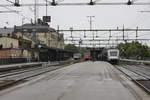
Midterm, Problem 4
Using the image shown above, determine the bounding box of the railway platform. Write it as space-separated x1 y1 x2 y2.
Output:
0 62 42 69
0 61 60 72
0 61 149 100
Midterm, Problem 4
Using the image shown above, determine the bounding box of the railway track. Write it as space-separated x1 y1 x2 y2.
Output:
124 65 150 79
116 65 150 93
0 63 65 90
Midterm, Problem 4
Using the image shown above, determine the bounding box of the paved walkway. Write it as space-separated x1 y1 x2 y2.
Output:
0 62 42 68
0 61 149 100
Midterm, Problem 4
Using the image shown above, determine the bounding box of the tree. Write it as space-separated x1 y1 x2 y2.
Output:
117 41 150 60
64 44 79 53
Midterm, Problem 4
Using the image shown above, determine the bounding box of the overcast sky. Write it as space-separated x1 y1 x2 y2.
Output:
0 0 150 47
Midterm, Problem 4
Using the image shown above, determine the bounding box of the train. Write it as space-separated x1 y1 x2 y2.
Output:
73 53 82 60
100 48 119 64
84 52 91 60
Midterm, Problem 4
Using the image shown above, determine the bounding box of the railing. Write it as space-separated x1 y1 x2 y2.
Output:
119 59 150 65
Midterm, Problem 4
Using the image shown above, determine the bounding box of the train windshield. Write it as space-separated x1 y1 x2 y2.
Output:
110 51 118 56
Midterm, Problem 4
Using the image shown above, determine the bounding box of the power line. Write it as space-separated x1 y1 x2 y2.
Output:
0 10 19 13
2 6 31 21
57 28 150 32
138 32 150 37
1 2 150 7
5 0 20 6
5 0 14 4
2 6 19 12
64 39 150 41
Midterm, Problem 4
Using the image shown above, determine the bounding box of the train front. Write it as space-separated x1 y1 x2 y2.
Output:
107 49 119 64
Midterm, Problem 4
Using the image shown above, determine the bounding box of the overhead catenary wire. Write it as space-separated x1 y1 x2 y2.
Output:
2 0 149 47
2 6 31 21
0 1 150 7
5 0 14 4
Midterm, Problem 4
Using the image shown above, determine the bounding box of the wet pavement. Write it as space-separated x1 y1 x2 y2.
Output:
0 61 149 100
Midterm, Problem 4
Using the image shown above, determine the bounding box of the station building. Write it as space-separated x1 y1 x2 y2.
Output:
14 23 65 49
0 22 71 64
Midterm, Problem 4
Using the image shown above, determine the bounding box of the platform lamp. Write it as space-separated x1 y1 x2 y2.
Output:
38 44 42 62
32 28 37 43
79 39 82 50
69 27 73 38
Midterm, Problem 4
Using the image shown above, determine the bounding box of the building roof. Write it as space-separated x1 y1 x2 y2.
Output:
15 23 56 33
0 28 14 35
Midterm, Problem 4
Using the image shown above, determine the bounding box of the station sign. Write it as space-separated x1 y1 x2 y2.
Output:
43 16 51 22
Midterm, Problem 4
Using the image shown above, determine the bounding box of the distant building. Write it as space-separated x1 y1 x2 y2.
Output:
14 23 65 49
0 27 14 37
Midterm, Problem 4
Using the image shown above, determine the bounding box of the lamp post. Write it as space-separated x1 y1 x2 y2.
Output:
32 28 37 43
79 39 82 50
38 44 41 62
21 17 25 38
69 27 73 38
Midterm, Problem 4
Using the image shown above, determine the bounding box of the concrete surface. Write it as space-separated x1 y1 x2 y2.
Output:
0 62 42 68
0 61 149 100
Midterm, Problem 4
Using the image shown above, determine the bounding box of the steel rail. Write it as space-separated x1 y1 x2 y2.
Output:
115 65 150 93
0 65 63 90
0 60 79 90
0 66 46 78
124 65 150 80
136 65 150 70
0 65 62 90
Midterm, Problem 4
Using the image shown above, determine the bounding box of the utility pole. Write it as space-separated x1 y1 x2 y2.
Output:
46 0 48 16
34 0 37 43
34 0 37 24
87 16 95 61
123 25 125 41
22 17 25 38
87 16 95 49
136 26 138 41
87 16 95 30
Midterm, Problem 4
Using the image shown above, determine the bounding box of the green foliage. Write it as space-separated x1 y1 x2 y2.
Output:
64 44 79 53
78 48 89 54
117 41 150 60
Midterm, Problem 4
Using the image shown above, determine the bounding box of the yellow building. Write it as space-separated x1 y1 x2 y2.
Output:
0 24 72 63
0 37 19 48
0 36 37 59
14 23 65 49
